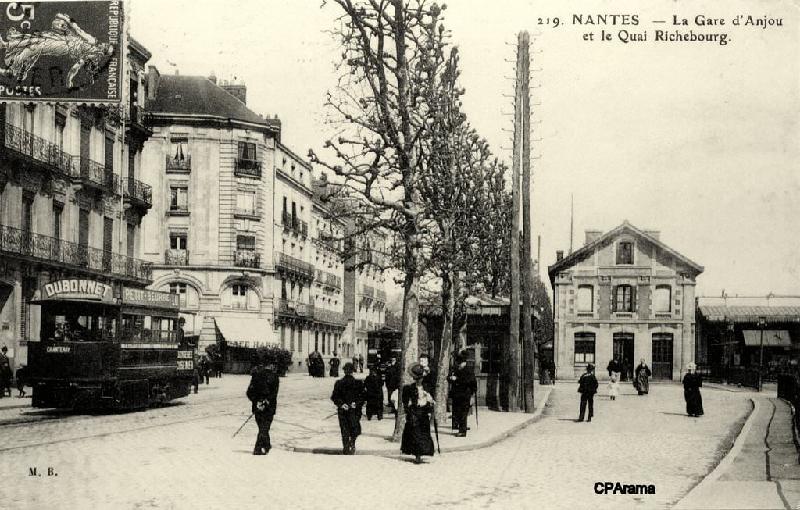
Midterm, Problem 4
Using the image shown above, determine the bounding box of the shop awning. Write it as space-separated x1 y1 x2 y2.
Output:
742 330 792 347
214 317 275 346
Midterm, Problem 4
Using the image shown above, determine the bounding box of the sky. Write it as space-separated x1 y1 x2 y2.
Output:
130 0 800 298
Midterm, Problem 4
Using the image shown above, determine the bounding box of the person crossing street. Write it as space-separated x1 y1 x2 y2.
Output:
246 353 280 455
577 363 598 422
331 362 365 454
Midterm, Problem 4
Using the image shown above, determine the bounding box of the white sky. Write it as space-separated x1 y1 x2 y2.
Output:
130 0 800 297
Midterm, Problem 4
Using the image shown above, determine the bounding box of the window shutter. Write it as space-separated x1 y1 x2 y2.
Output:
631 286 637 312
611 285 617 312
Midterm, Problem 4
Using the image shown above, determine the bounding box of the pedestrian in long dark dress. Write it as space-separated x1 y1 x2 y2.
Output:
449 354 477 437
246 357 280 455
329 354 340 378
577 363 598 422
634 359 651 395
683 362 704 417
331 362 365 454
401 363 435 464
364 367 384 420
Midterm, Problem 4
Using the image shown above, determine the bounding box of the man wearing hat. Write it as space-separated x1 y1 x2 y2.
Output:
0 346 11 398
577 363 599 422
448 351 477 437
246 353 280 455
331 362 365 454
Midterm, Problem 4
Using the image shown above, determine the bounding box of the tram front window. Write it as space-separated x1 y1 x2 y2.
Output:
122 315 177 343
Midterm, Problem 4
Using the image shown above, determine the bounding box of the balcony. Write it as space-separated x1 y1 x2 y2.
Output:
126 103 152 141
275 298 314 322
234 208 259 220
124 176 152 210
376 289 387 302
321 271 342 290
234 250 261 269
281 213 308 237
275 252 314 280
234 159 262 178
166 155 191 173
0 223 152 283
313 307 347 327
164 249 189 266
79 158 118 195
362 285 375 298
296 302 314 317
2 122 77 179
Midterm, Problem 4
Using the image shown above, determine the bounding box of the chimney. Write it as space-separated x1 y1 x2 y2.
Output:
556 250 564 261
221 82 247 105
146 65 160 101
644 230 660 241
208 71 217 85
585 229 602 245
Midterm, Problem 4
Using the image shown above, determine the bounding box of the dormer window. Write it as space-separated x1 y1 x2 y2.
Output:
616 241 634 265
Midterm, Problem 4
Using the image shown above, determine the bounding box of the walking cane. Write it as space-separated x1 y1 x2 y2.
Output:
474 392 479 428
432 406 441 454
232 412 254 438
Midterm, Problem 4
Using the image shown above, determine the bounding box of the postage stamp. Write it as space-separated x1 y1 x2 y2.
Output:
0 1 123 103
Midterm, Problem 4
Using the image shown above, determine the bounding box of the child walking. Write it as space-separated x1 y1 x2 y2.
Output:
608 374 619 400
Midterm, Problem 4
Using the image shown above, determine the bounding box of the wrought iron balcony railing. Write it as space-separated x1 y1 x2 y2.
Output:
376 289 387 302
234 208 258 218
361 285 375 298
79 157 118 194
165 249 189 266
0 223 152 281
234 159 262 178
3 122 77 179
234 250 261 269
312 308 347 326
275 252 314 279
166 155 191 172
124 176 152 208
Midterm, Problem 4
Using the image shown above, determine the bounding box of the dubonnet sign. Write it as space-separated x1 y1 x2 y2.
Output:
0 1 124 102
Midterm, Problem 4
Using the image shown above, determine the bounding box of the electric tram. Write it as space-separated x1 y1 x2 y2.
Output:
27 278 194 410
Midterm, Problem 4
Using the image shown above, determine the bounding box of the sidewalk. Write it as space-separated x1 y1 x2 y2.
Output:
675 397 799 510
286 384 553 456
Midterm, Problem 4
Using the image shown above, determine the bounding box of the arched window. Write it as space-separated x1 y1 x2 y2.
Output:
162 281 199 310
577 285 594 313
223 283 260 311
574 332 595 363
654 285 672 313
613 285 635 312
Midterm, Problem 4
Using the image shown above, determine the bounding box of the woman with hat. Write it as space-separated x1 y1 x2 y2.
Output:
683 362 704 417
401 362 436 464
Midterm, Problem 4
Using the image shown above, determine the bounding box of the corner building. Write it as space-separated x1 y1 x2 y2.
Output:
548 221 703 380
139 70 280 349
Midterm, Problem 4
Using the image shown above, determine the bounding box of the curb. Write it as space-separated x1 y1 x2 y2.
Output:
286 386 554 456
673 397 759 509
0 403 32 411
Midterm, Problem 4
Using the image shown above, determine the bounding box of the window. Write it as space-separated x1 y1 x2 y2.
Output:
613 285 635 313
654 285 672 313
21 195 33 233
237 235 255 252
170 185 188 212
237 141 256 161
170 138 188 162
169 282 188 307
577 285 593 313
170 233 187 250
126 223 135 258
231 284 248 309
574 333 596 363
22 105 34 134
616 241 634 264
53 203 63 240
236 191 256 215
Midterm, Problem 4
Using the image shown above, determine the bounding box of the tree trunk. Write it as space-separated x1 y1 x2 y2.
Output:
435 269 455 424
393 235 420 441
520 31 535 413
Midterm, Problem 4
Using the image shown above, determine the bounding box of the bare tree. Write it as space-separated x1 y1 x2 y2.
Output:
309 0 450 440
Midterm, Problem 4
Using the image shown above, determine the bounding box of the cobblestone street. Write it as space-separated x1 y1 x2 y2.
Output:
0 375 753 509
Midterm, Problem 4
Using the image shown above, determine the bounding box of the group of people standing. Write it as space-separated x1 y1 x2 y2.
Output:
579 357 704 422
307 351 366 378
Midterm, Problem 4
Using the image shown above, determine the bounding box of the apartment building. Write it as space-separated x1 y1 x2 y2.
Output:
0 40 155 369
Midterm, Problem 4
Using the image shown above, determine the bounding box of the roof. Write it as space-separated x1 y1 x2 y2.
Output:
548 220 704 282
420 294 541 319
698 304 800 323
148 75 280 130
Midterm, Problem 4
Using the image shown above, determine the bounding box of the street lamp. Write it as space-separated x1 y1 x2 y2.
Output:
757 316 767 392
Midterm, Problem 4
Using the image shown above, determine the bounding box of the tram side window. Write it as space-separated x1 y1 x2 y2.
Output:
51 313 115 342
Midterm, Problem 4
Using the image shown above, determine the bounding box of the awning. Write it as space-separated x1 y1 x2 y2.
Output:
214 317 275 346
742 330 792 347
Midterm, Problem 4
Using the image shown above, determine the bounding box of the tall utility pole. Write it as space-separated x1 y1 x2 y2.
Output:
507 31 525 412
519 32 535 413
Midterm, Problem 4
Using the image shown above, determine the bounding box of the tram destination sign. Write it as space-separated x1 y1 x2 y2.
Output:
39 279 115 303
0 1 124 103
122 287 180 309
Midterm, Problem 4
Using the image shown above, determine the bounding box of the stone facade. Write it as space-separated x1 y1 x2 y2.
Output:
548 221 703 381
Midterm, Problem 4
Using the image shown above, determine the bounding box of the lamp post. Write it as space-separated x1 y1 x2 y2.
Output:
757 316 767 392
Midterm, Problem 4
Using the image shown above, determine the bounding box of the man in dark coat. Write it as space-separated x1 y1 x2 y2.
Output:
577 363 599 422
364 366 384 420
0 346 11 398
15 364 26 397
449 352 477 437
384 357 400 413
246 355 280 455
331 362 365 454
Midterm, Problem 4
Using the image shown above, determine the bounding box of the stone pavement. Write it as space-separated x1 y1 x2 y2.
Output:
288 383 553 455
675 397 800 510
0 376 758 509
